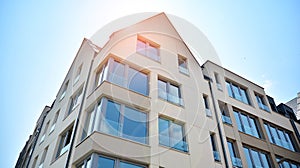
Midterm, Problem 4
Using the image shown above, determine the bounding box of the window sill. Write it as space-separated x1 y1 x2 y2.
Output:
158 97 184 108
159 144 189 154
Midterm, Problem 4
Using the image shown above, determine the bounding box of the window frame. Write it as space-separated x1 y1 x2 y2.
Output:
95 57 149 96
243 146 271 168
59 80 69 101
158 77 183 106
136 37 160 62
56 125 73 158
226 81 250 105
233 110 261 138
158 117 188 152
255 93 270 112
178 54 189 75
67 88 83 116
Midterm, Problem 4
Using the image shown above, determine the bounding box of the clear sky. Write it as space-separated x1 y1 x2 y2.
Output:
1 1 299 167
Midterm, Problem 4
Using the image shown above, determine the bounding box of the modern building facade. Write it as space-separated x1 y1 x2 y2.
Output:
16 13 300 168
286 92 300 120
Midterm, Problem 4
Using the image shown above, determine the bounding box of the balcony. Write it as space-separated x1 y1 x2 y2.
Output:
159 135 189 152
213 151 221 161
222 115 232 125
231 156 242 168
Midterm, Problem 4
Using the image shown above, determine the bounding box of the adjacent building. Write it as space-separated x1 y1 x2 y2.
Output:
16 13 300 168
286 92 300 120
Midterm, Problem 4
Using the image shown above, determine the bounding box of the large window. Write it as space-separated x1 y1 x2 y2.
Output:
226 81 250 104
233 111 260 138
95 58 148 96
158 78 183 106
56 125 73 158
159 117 188 152
243 146 270 168
77 154 147 168
264 123 295 151
82 98 148 144
136 38 159 62
255 94 270 112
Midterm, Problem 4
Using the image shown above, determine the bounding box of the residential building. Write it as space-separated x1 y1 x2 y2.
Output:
286 92 300 120
16 13 300 168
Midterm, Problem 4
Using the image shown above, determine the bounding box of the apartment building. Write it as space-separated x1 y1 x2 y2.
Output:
16 13 300 168
286 92 300 120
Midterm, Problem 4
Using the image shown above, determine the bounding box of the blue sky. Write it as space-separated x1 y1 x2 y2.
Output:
0 1 299 167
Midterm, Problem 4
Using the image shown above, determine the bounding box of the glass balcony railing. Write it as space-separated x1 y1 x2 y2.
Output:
258 103 270 112
222 115 232 125
205 108 212 117
231 156 243 168
159 135 188 152
159 91 184 106
60 143 70 156
179 66 189 75
213 151 221 161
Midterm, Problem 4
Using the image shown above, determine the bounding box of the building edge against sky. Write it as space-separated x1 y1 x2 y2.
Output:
16 13 300 168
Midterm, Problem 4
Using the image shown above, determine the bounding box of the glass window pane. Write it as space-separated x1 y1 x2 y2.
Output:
168 84 180 104
98 156 115 168
226 82 233 97
232 84 241 101
158 80 167 100
171 123 184 151
243 147 253 168
241 114 251 134
147 45 159 61
260 153 270 168
264 124 273 143
122 107 147 144
240 88 249 104
100 101 120 136
251 150 263 167
109 61 125 86
136 40 146 55
120 161 144 168
284 132 295 151
227 141 235 157
270 126 281 146
128 68 148 95
249 118 259 138
234 112 242 131
159 118 170 146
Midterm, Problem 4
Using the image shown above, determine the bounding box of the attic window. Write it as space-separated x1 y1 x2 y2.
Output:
136 37 160 62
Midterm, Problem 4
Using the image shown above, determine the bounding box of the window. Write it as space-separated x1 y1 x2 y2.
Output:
77 155 147 168
276 157 300 168
95 58 149 96
243 146 270 168
74 64 82 84
227 141 242 167
68 88 83 115
136 38 159 61
178 55 189 75
49 111 59 134
56 125 73 158
32 156 38 168
264 123 295 151
214 73 222 91
219 102 232 125
40 121 50 143
234 110 260 138
158 78 183 106
39 146 48 168
60 80 69 100
255 94 270 112
159 117 188 152
210 134 220 161
226 81 250 104
203 95 212 117
82 98 148 144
